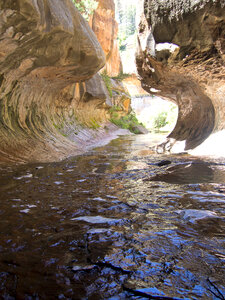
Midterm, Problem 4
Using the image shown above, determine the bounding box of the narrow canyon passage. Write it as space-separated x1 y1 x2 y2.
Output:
0 134 224 299
0 0 224 298
0 0 224 162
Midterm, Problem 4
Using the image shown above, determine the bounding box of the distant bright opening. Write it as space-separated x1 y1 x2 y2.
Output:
131 96 178 134
115 0 179 139
114 0 141 74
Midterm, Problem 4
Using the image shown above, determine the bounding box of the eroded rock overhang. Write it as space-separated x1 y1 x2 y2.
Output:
136 0 225 150
0 0 106 163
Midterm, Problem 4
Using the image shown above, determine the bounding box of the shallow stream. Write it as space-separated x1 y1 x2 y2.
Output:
0 134 224 299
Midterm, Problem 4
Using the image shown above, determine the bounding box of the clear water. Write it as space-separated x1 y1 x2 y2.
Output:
0 134 224 299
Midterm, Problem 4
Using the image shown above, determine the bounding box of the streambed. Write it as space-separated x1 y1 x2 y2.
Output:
0 134 224 299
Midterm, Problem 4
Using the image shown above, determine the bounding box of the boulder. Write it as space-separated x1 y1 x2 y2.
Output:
131 124 149 134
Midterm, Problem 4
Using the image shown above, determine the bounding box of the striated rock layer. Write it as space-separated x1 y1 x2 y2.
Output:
91 0 122 76
137 0 225 151
0 0 118 163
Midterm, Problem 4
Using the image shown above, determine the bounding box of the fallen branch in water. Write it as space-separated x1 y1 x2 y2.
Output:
123 285 182 300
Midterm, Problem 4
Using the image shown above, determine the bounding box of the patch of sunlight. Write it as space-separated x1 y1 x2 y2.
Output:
120 34 137 74
131 95 178 134
189 130 225 157
122 76 149 97
171 140 186 154
155 42 179 53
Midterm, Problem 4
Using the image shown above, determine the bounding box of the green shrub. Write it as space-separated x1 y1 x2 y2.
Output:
109 105 121 113
111 112 119 119
119 44 127 52
153 112 168 131
110 111 145 134
72 0 98 20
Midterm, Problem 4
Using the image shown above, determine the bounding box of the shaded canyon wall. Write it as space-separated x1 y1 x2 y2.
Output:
0 0 122 163
137 0 225 150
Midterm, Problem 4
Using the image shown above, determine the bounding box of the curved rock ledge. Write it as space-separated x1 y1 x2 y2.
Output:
0 0 111 163
137 0 225 151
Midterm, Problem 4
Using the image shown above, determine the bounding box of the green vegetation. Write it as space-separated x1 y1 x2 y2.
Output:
53 122 63 130
112 72 130 82
52 122 68 137
89 118 100 129
109 105 121 114
110 108 144 134
153 112 168 131
61 132 68 137
115 0 136 52
137 100 178 133
72 0 98 20
101 71 113 97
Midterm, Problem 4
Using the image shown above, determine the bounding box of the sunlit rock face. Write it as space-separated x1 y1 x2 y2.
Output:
91 0 122 76
0 0 110 163
136 0 225 150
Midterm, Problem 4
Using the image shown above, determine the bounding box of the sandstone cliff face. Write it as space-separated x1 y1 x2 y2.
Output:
91 0 122 76
137 0 225 150
0 0 112 163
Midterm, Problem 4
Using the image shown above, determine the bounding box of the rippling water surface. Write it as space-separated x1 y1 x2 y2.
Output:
0 134 225 299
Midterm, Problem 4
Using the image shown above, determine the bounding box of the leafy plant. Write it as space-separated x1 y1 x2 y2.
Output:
109 105 121 113
101 71 113 97
153 112 168 131
72 0 98 20
112 72 130 82
110 111 145 134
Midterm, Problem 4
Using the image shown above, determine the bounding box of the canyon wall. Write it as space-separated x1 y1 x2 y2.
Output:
137 0 225 150
0 0 118 163
91 0 122 76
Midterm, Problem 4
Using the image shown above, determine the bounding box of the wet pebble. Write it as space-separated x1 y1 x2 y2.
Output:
176 209 218 223
20 209 30 214
72 265 96 272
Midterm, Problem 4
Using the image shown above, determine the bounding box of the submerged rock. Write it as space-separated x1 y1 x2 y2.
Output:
176 209 218 224
72 265 96 272
71 215 122 224
156 160 171 167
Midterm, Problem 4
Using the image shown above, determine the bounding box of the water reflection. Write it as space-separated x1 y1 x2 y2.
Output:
0 134 224 299
149 161 225 184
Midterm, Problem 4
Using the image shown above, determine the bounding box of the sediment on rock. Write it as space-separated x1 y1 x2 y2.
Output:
136 0 225 150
